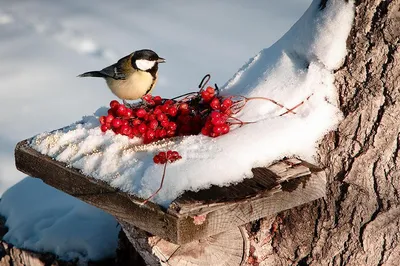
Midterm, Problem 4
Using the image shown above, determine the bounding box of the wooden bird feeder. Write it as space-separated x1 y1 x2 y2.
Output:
15 134 326 265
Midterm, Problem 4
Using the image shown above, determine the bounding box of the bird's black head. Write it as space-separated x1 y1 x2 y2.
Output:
131 49 165 72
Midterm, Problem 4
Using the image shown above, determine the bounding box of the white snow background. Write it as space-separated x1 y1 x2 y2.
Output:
0 0 354 263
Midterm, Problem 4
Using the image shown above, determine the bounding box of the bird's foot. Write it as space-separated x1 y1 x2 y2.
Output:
123 100 132 108
123 100 142 109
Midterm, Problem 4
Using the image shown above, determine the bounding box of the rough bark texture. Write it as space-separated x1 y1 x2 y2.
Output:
249 0 400 265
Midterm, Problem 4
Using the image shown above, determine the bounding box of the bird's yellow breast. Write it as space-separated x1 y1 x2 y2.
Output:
106 71 156 100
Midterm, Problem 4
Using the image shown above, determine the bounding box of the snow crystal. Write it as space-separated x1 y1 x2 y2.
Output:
30 0 354 207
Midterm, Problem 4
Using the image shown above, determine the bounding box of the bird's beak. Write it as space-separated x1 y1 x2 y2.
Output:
157 58 166 63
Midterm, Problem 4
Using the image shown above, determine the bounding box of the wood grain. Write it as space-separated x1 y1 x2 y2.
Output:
15 139 326 245
119 220 247 266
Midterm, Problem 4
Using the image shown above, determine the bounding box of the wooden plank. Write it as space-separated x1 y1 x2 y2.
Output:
172 171 325 244
15 139 326 245
14 140 179 243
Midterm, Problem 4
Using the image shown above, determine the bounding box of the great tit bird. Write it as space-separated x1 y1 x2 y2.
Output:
78 49 165 105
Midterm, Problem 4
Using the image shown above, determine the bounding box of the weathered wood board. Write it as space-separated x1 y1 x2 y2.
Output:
15 139 326 245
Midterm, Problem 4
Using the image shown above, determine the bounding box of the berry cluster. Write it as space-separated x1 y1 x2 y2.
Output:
99 85 236 143
153 150 182 164
99 98 180 144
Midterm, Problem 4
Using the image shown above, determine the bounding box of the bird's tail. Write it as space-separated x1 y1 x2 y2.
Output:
77 71 105 78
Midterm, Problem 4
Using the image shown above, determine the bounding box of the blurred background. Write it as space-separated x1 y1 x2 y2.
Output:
0 0 311 194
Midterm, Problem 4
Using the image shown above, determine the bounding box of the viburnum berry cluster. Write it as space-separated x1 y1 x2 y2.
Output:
153 150 182 164
99 74 312 144
141 150 182 205
99 87 238 143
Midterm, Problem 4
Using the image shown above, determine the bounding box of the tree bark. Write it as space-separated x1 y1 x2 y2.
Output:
248 0 400 265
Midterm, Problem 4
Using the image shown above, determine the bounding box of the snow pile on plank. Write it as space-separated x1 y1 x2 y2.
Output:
30 0 354 207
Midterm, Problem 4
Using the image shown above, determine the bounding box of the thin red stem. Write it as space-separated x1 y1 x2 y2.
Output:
279 93 314 116
141 162 168 205
245 97 296 114
228 116 256 127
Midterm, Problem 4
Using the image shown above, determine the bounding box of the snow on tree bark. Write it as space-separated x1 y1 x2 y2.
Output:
252 0 400 265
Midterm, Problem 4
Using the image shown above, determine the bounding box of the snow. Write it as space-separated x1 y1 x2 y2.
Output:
30 0 354 207
0 0 353 263
0 178 119 262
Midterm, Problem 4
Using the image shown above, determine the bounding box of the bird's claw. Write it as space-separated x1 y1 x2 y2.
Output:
123 100 132 108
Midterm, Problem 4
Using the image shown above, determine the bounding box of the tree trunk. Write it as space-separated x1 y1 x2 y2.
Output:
250 0 400 265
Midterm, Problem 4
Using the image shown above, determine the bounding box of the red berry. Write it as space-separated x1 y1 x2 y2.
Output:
210 111 221 119
112 118 122 128
113 127 121 134
210 132 219 138
132 119 141 126
168 122 177 131
116 105 128 117
138 123 147 133
105 114 114 123
124 109 133 118
132 126 140 136
121 120 129 126
161 119 169 128
221 98 233 108
99 116 106 125
101 124 109 132
153 155 160 164
179 103 190 115
142 95 152 102
167 150 173 158
110 100 120 109
221 124 230 134
157 113 167 122
160 104 169 113
158 152 167 164
206 86 215 95
201 91 211 102
210 98 221 110
158 129 167 138
146 130 156 140
120 125 132 135
149 119 159 130
153 96 163 105
201 127 210 136
213 125 223 134
107 109 115 115
211 117 225 126
223 108 232 115
168 106 178 116
153 107 162 115
165 100 174 105
136 108 147 118
166 129 175 137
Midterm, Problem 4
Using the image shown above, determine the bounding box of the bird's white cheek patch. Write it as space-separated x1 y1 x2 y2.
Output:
136 59 155 71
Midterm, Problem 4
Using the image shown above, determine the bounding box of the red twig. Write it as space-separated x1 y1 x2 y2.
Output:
279 93 314 116
141 163 168 205
245 96 296 114
227 116 256 127
224 95 296 115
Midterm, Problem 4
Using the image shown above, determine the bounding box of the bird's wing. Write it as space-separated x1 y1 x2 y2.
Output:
99 63 126 80
99 54 133 80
